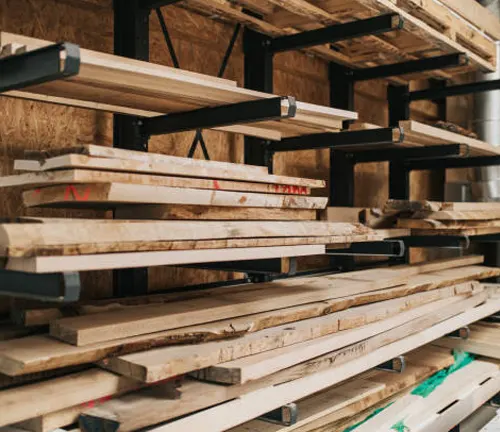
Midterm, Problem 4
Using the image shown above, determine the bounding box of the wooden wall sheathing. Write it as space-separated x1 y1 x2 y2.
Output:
0 0 471 312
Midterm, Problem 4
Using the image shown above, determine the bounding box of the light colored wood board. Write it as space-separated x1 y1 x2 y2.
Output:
438 0 500 40
6 245 326 273
0 368 140 427
385 199 500 213
411 227 500 236
323 207 397 229
411 209 500 221
5 90 284 141
0 220 370 256
115 205 317 221
227 346 454 432
103 286 468 383
412 370 500 432
15 404 86 432
354 359 499 431
22 183 328 210
190 290 471 385
399 120 498 156
116 293 494 432
6 235 367 258
78 295 500 432
14 154 326 188
398 218 500 229
0 169 313 195
49 272 408 346
12 255 483 326
373 228 411 238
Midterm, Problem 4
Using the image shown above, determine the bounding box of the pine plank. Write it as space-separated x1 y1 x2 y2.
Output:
0 168 314 195
385 199 500 213
115 205 316 221
0 369 140 427
397 218 500 229
22 183 328 210
411 209 500 221
6 245 325 273
121 293 492 432
103 286 468 383
15 405 86 432
0 220 369 257
14 154 325 188
411 227 500 236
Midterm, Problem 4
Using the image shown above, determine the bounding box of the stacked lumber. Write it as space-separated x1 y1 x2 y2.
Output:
178 0 496 78
0 256 498 431
385 200 500 236
0 145 409 271
351 120 499 156
0 32 357 141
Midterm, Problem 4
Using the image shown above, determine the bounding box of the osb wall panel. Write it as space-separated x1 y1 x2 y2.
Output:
0 0 466 309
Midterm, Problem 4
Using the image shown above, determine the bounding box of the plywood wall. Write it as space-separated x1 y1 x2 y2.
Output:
0 0 470 309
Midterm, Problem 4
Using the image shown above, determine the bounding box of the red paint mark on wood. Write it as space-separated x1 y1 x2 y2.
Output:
34 189 41 194
213 180 221 190
64 185 91 201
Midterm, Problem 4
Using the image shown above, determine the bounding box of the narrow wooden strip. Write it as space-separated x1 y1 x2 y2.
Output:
0 169 313 195
106 293 491 432
14 154 326 188
412 209 500 221
398 218 500 229
411 227 500 236
6 245 326 274
0 369 140 427
22 183 328 210
385 199 500 213
102 286 468 383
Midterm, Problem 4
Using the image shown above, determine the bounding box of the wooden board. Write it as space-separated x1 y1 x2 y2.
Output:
14 154 325 188
188 292 473 386
399 120 498 156
103 293 495 432
0 220 370 257
0 368 140 427
410 210 500 221
385 199 500 213
102 287 470 383
227 346 454 432
411 227 500 236
6 245 326 273
438 0 500 40
22 183 328 210
115 205 317 221
397 219 500 229
0 169 314 196
15 405 90 432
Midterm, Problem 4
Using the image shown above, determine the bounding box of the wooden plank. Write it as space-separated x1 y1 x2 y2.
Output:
15 405 87 432
0 369 140 427
6 245 326 273
438 0 500 41
103 286 469 383
7 235 365 258
0 220 369 256
22 183 328 210
0 169 313 195
188 291 473 386
227 346 454 432
410 209 500 221
385 199 500 213
116 293 493 432
12 255 483 326
411 227 500 236
115 204 316 221
14 154 325 188
398 219 500 229
79 296 500 432
399 120 498 156
323 206 397 228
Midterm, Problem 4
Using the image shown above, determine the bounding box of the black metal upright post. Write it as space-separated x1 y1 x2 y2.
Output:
329 63 355 207
387 84 411 200
243 28 274 170
113 0 150 297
